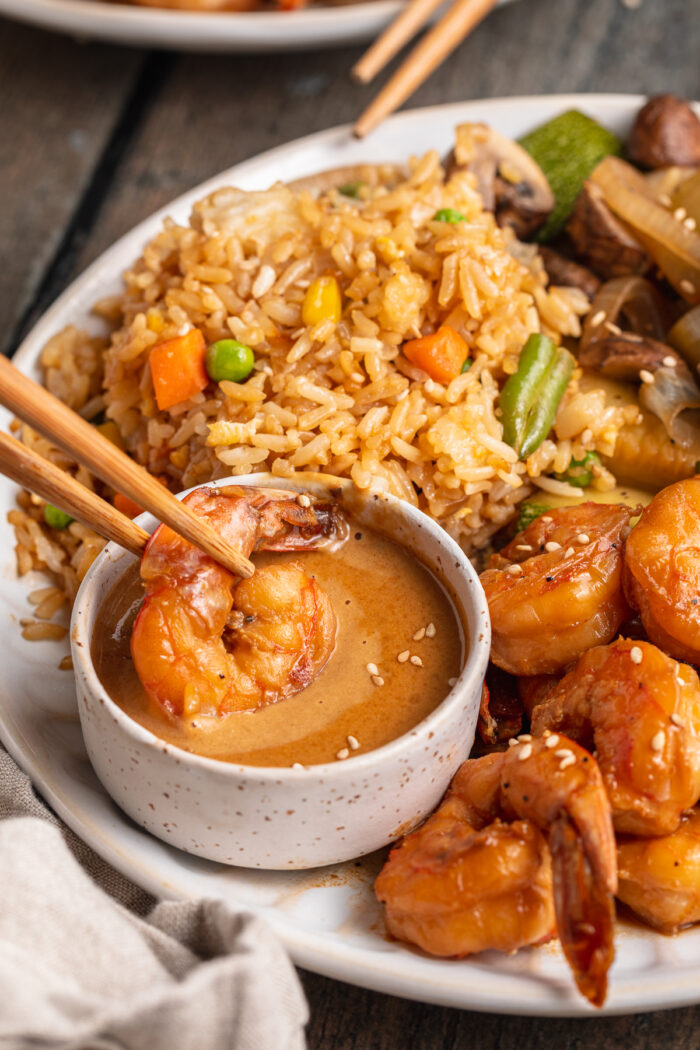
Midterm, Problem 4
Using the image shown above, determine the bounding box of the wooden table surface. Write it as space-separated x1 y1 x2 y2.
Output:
1 0 699 1044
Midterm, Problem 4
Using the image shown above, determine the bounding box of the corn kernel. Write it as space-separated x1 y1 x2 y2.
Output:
302 276 342 326
146 310 165 334
96 421 125 451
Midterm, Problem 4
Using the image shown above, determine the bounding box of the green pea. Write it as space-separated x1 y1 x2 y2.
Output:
433 208 466 223
44 504 74 530
339 182 362 198
205 340 255 383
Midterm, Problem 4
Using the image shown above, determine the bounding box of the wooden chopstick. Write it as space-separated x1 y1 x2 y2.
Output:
0 430 150 557
353 0 497 139
0 355 255 579
352 0 447 85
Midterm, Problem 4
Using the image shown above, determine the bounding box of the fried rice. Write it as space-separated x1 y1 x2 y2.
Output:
10 141 639 631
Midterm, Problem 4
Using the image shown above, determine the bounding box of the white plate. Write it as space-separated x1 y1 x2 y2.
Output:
0 0 513 52
4 94 700 1018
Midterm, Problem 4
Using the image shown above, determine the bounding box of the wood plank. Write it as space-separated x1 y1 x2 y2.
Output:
300 969 700 1049
0 20 145 355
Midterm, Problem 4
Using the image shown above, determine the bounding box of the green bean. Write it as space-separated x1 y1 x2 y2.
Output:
499 334 557 451
519 348 575 459
516 501 552 532
554 449 601 488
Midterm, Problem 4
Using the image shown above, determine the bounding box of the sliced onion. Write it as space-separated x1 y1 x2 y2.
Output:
639 366 700 448
668 304 700 369
590 156 700 303
672 170 700 225
580 275 666 352
645 166 697 202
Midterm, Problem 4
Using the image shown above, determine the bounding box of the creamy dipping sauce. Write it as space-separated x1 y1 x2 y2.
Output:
91 525 464 767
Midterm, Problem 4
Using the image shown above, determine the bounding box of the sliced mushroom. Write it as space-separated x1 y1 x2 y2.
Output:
566 181 651 279
577 334 688 382
538 246 601 300
447 123 554 239
628 95 700 170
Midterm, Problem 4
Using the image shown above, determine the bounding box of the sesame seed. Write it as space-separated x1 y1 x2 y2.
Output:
685 217 697 231
671 713 685 728
347 735 360 750
541 516 553 523
639 369 655 384
630 646 643 664
508 738 519 747
577 533 590 544
425 622 436 638
650 730 665 752
350 373 365 383
516 544 533 552
413 628 426 641
410 656 423 667
674 207 687 222
518 734 533 742
554 748 574 760
397 650 410 663
659 192 672 207
545 541 561 552
371 675 385 686
590 310 606 327
518 743 533 761
559 755 576 770
545 734 560 748
663 355 677 367
605 321 622 335
292 762 305 770
507 564 523 575
565 546 575 558
297 493 311 508
367 662 379 676
681 279 696 297
448 677 458 687
336 748 350 760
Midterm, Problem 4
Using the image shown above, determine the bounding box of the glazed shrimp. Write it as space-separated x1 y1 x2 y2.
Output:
375 736 617 1007
131 485 343 717
624 477 700 665
531 639 700 836
617 810 700 933
480 502 635 675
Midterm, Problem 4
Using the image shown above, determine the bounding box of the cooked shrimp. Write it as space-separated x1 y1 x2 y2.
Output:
375 736 617 1007
531 638 700 836
617 810 700 933
131 485 343 717
624 476 700 665
480 502 635 675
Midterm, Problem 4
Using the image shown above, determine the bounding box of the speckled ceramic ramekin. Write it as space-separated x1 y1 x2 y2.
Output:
71 473 490 870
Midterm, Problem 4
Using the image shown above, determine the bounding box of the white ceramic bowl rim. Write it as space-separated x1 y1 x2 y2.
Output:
71 474 490 780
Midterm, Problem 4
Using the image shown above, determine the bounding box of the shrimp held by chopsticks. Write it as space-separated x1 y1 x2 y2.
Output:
375 736 617 1007
131 485 343 717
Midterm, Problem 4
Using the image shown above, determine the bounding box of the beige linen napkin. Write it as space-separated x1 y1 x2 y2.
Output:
0 746 308 1050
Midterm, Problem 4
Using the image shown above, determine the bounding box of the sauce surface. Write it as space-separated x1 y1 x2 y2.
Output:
92 526 464 766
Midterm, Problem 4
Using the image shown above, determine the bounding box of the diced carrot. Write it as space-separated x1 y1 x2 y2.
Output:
149 328 208 412
113 492 145 519
402 325 469 384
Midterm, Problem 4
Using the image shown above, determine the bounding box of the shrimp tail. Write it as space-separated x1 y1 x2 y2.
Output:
550 814 616 1009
